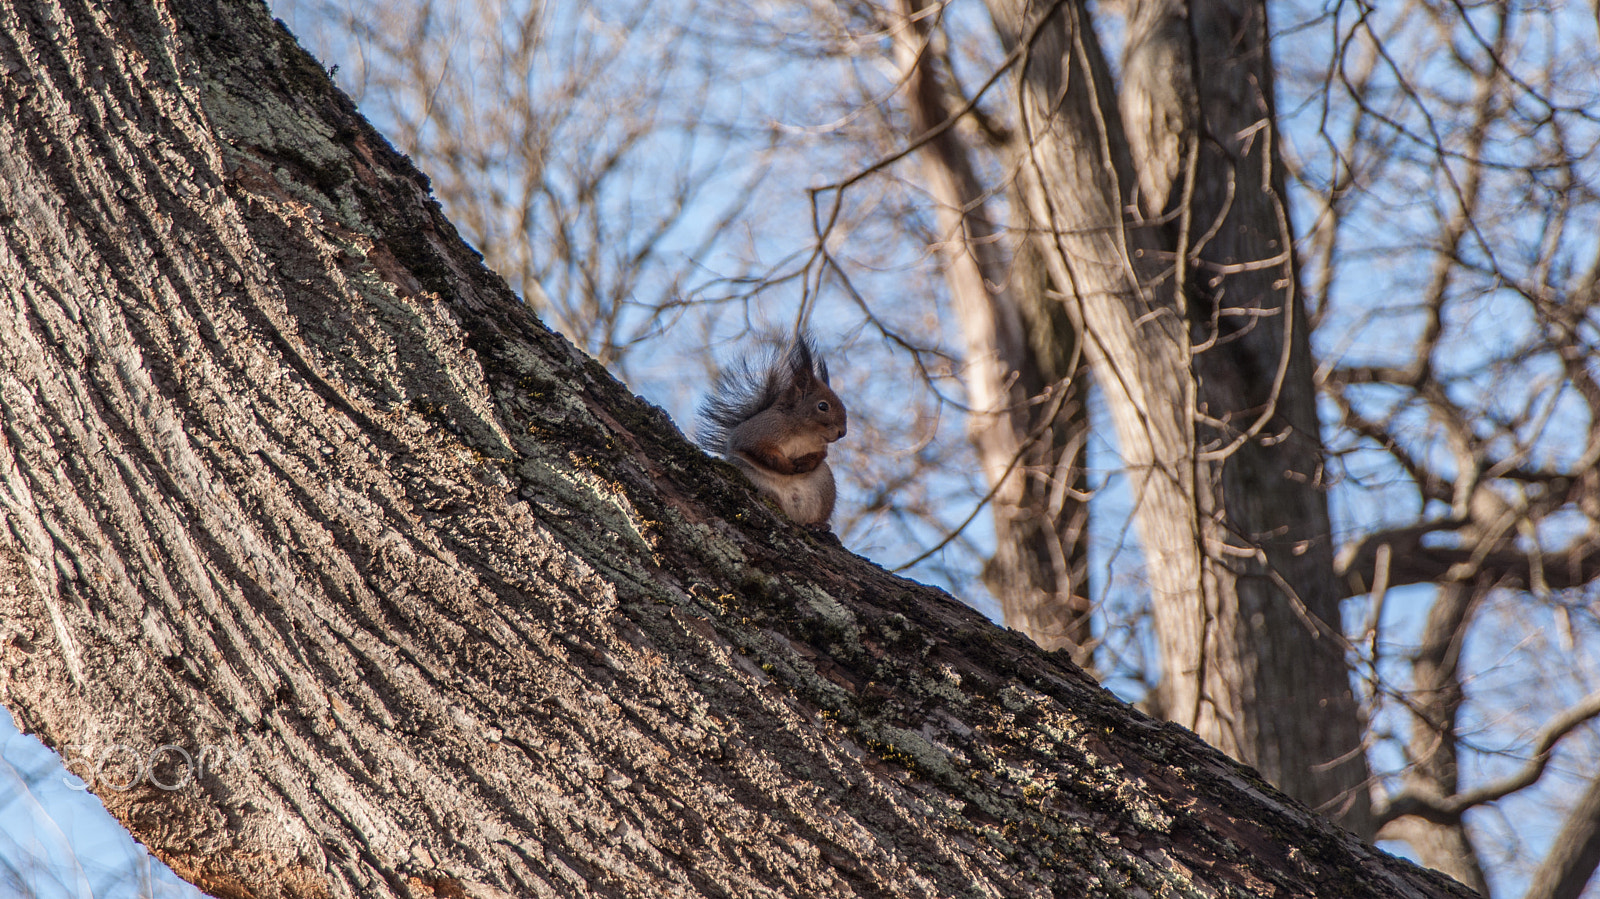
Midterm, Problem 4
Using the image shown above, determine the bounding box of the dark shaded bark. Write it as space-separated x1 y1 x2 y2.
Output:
993 226 1093 662
0 0 1479 897
1167 0 1374 836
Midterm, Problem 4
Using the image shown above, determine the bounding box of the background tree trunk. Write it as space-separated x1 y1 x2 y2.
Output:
1524 771 1600 899
1376 581 1490 894
988 0 1372 837
891 0 1093 660
982 0 1216 714
0 0 1480 896
996 224 1093 663
1124 0 1374 836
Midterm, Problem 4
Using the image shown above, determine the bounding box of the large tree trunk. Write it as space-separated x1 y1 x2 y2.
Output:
985 0 1233 741
989 0 1373 837
0 0 1474 897
998 223 1093 662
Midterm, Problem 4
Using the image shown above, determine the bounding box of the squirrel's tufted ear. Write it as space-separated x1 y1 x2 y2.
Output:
789 334 828 385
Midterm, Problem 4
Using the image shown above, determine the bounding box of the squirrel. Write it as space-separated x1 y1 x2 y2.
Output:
698 335 848 527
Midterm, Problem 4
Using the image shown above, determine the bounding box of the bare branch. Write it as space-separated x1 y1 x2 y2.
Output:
1523 771 1600 899
1377 691 1600 826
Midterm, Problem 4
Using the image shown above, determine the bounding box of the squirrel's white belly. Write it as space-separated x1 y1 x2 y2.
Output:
737 459 836 526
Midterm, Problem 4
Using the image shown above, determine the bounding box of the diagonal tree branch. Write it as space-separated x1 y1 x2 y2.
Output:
1377 691 1600 826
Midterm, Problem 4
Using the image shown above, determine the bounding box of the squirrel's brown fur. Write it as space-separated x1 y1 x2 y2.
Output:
699 336 848 526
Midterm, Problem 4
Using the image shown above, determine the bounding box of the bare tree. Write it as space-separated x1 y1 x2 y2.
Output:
822 1 1600 888
0 2 1492 897
1282 0 1600 893
259 0 1600 894
279 0 780 373
975 0 1374 836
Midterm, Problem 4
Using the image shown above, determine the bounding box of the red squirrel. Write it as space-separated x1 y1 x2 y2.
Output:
698 336 848 527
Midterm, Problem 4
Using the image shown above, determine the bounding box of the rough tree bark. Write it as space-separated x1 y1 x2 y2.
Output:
989 0 1372 837
0 0 1475 897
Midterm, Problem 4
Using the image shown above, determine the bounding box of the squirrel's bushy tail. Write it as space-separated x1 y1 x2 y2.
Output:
697 335 828 453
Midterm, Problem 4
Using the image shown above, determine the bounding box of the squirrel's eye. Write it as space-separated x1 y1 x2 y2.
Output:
816 401 830 413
